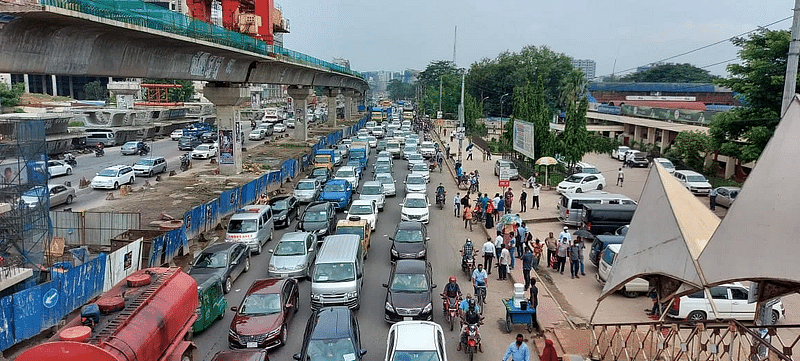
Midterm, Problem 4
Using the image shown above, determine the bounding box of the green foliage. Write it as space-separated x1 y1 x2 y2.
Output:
386 79 415 101
466 45 574 117
557 70 590 168
664 131 711 171
708 29 788 164
68 120 85 127
142 79 196 102
0 83 24 108
417 61 462 118
616 63 719 83
587 135 619 155
84 80 109 101
464 93 485 135
510 77 555 159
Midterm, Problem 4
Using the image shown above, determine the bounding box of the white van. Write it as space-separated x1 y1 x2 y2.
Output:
310 234 365 310
596 244 649 298
225 205 275 255
557 192 636 226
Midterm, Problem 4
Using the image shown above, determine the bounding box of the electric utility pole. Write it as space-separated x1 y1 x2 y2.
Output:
781 0 800 117
457 70 465 162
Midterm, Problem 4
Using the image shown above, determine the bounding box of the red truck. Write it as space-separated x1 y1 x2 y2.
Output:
17 267 198 361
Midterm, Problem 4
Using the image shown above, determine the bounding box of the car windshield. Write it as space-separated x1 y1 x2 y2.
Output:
407 177 425 185
136 159 155 166
98 169 118 177
306 338 356 361
387 143 400 149
350 204 373 215
687 175 707 182
337 226 364 238
324 183 345 192
239 293 281 315
375 165 391 173
336 169 354 178
193 252 227 268
313 262 355 282
304 209 328 222
315 155 331 163
392 351 440 361
564 175 585 183
228 219 257 233
311 168 328 177
377 176 393 185
408 154 422 161
271 199 289 211
123 142 137 148
195 145 209 151
412 164 428 171
394 229 423 243
659 160 674 168
390 273 429 292
297 181 316 190
376 160 390 167
362 185 382 195
275 241 306 256
405 198 427 208
581 167 599 174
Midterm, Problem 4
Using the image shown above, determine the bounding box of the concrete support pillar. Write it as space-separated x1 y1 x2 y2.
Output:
204 83 249 176
646 127 656 148
326 87 341 128
287 86 314 141
343 90 355 121
724 156 735 179
22 74 29 93
660 131 669 155
51 75 58 96
633 125 642 147
68 76 74 98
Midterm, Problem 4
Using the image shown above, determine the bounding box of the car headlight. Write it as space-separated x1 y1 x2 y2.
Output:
316 228 327 235
278 215 286 220
346 291 358 299
267 328 281 337
228 330 239 340
391 249 398 256
422 303 432 313
291 264 305 270
385 301 394 311
417 250 426 256
339 197 346 201
268 264 277 271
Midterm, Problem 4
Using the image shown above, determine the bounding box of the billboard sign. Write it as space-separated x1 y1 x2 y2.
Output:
513 119 535 160
499 164 511 188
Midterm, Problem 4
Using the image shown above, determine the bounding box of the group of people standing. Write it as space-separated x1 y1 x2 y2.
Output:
543 227 585 279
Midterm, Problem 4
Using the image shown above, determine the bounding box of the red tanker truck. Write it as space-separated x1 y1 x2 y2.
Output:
17 267 198 361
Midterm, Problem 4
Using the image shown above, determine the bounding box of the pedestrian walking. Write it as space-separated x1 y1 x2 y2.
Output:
576 236 586 276
556 239 568 275
487 150 492 160
558 226 572 244
544 232 557 269
529 278 539 310
617 167 624 186
485 201 495 229
522 247 533 290
497 197 505 219
567 239 581 278
495 231 504 261
520 190 527 212
482 237 495 272
463 203 473 231
709 188 718 211
502 334 531 361
498 244 510 281
539 338 557 361
454 192 461 217
530 237 543 271
508 231 517 270
532 183 540 209
504 188 514 214
516 222 528 258
466 145 473 160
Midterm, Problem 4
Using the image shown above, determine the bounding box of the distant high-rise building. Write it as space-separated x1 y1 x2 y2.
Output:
332 58 350 69
571 59 596 80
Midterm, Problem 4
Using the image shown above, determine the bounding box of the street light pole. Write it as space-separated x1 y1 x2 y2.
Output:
457 70 465 162
499 93 509 119
480 96 489 117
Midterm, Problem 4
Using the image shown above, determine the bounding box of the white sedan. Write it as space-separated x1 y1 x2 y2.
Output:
556 173 606 194
410 163 431 183
273 123 287 133
47 160 73 177
400 193 430 224
346 199 378 231
191 143 218 159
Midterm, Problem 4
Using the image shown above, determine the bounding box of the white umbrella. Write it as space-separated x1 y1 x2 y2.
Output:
535 157 558 187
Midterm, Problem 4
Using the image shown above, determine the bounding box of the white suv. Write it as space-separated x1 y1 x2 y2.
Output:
667 282 784 323
673 170 712 195
91 165 135 189
385 321 447 361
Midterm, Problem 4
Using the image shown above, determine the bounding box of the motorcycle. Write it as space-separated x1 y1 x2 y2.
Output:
180 153 192 171
94 147 104 157
63 153 77 167
461 323 482 361
138 144 150 156
461 255 475 281
435 192 445 210
442 296 460 331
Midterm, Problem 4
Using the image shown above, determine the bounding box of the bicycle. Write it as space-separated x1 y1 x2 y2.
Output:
474 285 487 314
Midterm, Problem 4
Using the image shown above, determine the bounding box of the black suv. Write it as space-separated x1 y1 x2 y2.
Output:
382 259 436 323
390 221 429 260
201 131 219 143
296 201 336 243
178 136 202 150
293 306 366 361
270 195 299 228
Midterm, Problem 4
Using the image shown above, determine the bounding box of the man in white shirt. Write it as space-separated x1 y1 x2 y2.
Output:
558 226 571 244
454 192 461 217
498 244 511 281
482 238 495 274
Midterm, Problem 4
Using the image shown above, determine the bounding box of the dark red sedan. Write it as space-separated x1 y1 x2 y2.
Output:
228 278 299 349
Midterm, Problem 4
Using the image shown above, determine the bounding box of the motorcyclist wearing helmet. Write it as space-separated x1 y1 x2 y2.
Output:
441 276 462 312
457 299 484 352
460 238 477 270
436 183 446 197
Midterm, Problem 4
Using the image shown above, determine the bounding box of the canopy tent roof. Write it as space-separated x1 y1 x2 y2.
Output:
697 95 800 302
599 163 720 302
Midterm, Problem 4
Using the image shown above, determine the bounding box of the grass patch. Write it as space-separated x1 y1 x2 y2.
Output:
69 120 84 127
707 175 742 188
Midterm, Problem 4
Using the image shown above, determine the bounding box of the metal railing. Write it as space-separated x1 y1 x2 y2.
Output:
590 320 800 361
36 0 363 79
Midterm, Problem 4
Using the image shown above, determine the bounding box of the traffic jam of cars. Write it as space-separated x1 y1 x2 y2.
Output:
186 118 449 361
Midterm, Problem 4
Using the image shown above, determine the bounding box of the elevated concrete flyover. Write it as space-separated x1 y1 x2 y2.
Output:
0 2 368 92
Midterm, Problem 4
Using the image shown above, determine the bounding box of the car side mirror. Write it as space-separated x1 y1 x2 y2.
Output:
428 204 432 207
426 237 430 241
292 354 302 361
360 350 367 356
268 249 274 253
231 261 238 265
431 284 437 289
285 303 293 309
230 306 238 312
382 283 388 288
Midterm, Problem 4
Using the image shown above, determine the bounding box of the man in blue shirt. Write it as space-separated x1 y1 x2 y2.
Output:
472 263 488 295
503 334 530 361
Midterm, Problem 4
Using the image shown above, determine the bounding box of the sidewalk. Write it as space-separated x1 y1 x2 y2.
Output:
434 129 572 332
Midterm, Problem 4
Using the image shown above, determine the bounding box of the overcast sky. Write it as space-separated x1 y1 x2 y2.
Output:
280 1 792 78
